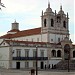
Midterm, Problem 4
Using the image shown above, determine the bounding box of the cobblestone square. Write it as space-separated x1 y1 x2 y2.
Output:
0 69 75 75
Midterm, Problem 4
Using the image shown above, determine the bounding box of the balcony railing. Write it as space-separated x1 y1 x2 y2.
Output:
13 57 48 60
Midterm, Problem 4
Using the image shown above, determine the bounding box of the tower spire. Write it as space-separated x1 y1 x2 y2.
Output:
14 19 17 23
48 0 50 8
60 5 62 11
42 10 43 16
67 12 69 19
55 10 56 16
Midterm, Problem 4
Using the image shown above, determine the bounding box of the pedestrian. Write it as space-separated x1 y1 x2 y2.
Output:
48 64 50 69
52 64 54 69
45 64 46 69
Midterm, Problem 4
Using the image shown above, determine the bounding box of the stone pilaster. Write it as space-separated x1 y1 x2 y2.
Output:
9 44 13 69
61 48 64 60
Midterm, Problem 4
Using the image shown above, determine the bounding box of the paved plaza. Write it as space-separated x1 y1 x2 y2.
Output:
0 69 75 75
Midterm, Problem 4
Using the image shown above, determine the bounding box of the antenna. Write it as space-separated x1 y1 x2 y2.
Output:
48 0 50 8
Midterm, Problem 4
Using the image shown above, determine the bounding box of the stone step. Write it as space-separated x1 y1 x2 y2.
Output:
56 60 75 70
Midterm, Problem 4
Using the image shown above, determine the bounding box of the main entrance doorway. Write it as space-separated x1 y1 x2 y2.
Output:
16 62 20 69
64 44 70 60
40 62 44 69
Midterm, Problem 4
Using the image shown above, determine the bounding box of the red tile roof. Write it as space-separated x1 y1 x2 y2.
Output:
11 27 41 38
0 34 13 39
0 27 41 39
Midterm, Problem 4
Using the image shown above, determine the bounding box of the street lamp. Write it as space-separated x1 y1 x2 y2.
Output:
36 45 38 75
64 44 70 72
68 51 70 72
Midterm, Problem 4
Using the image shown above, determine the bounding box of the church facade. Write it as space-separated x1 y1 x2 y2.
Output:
0 2 75 69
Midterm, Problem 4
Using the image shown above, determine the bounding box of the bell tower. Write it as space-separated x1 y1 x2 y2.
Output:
41 2 69 43
41 1 55 42
41 1 55 33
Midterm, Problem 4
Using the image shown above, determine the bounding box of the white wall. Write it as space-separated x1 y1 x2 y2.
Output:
12 60 47 69
12 34 41 42
49 34 66 43
0 41 9 46
0 47 10 69
12 46 47 57
0 39 3 44
12 46 48 69
41 34 47 42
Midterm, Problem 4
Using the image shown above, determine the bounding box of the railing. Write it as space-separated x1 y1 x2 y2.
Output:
13 57 48 60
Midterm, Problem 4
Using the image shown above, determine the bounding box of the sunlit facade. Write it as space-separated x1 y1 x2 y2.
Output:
0 2 75 69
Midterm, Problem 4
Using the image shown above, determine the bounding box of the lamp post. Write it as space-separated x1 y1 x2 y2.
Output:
68 51 70 72
36 45 38 75
64 44 70 72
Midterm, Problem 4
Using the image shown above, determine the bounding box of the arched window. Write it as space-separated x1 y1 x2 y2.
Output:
63 21 66 28
51 19 54 27
57 50 61 57
73 51 75 57
44 19 46 27
51 50 56 57
57 16 61 23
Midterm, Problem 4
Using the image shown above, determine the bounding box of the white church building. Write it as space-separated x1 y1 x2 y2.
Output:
0 2 75 69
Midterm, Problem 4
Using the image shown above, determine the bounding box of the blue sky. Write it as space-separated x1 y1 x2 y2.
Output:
0 0 75 44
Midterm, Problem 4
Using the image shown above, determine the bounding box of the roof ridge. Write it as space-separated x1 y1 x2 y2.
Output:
20 27 41 32
0 27 41 38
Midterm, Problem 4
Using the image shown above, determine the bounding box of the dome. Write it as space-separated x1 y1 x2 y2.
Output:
58 6 65 15
46 7 52 12
45 1 52 13
58 10 64 14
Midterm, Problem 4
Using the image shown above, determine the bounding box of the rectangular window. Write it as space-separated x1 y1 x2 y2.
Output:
16 49 21 57
25 62 29 68
40 50 44 57
33 50 36 57
37 38 39 42
58 38 60 42
26 39 28 41
33 61 36 67
25 49 29 57
51 39 53 41
32 38 33 42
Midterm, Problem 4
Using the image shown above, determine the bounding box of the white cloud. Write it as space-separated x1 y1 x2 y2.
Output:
2 0 38 13
0 32 6 36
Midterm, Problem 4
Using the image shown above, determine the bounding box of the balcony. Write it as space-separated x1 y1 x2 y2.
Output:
13 57 48 60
